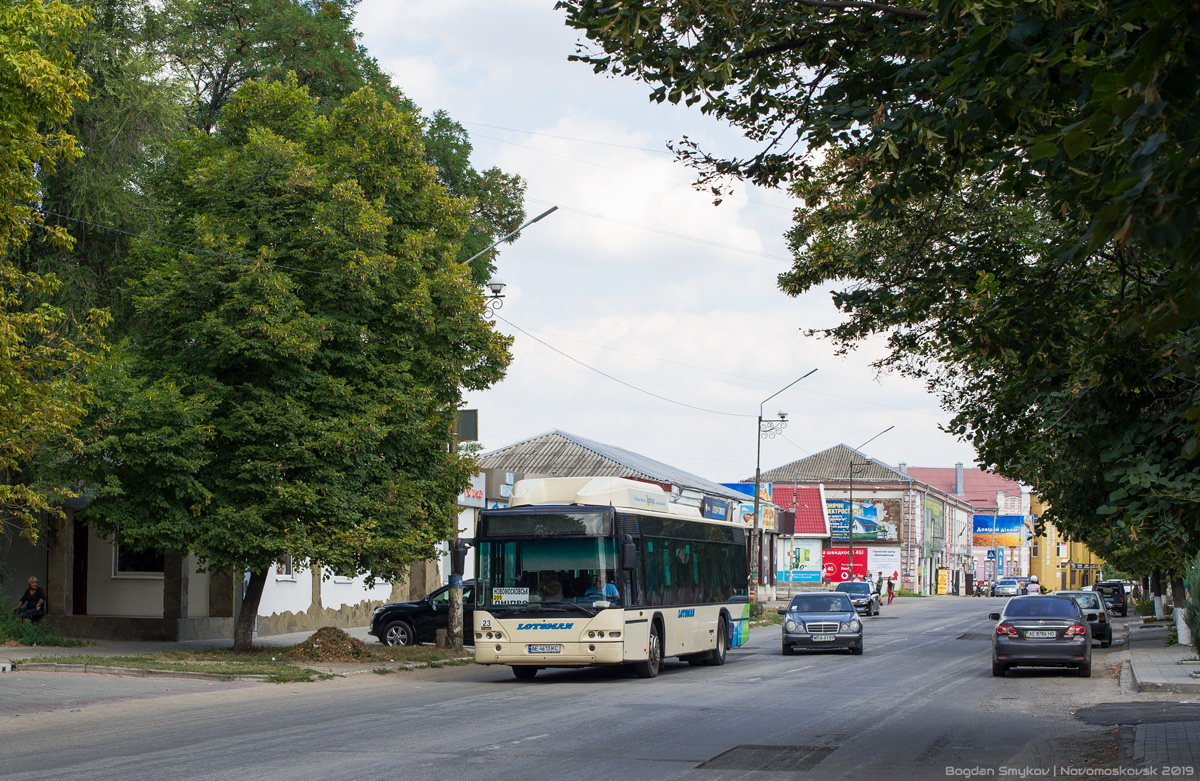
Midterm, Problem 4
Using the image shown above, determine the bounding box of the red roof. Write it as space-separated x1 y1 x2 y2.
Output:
771 486 827 535
905 467 1020 511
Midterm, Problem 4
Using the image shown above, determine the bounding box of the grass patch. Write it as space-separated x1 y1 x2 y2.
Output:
751 610 785 628
24 651 326 683
895 589 926 598
19 631 471 683
0 610 88 648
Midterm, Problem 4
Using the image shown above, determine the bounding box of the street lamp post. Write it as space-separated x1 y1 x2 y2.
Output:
753 369 817 595
845 426 894 586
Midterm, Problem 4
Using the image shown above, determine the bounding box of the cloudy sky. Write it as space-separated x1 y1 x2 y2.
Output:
354 0 980 482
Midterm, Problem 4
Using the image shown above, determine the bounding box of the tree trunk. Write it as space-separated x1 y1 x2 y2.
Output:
1152 569 1165 619
233 569 267 651
447 580 463 652
1171 578 1192 647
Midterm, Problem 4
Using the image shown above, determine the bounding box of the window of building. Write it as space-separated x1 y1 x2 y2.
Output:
275 555 295 581
113 540 165 579
1030 538 1038 558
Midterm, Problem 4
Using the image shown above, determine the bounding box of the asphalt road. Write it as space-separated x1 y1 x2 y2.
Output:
0 596 1145 779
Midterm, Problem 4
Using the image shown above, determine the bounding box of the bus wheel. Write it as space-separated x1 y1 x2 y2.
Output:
634 622 662 678
704 619 728 666
512 666 538 680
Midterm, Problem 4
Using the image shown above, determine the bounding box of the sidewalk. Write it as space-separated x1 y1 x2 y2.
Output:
1128 630 1200 694
1119 619 1200 769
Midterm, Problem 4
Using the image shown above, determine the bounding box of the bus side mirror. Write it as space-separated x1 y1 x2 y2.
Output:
622 534 636 570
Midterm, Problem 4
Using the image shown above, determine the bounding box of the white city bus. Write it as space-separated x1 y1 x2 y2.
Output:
473 476 750 679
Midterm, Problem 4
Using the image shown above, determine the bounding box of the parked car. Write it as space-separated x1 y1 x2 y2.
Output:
1094 581 1128 616
1058 590 1113 647
990 595 1092 677
835 581 880 616
991 578 1021 597
369 580 476 647
779 591 864 655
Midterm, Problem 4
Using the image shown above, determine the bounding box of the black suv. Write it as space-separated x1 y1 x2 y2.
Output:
1094 581 1128 617
368 580 476 647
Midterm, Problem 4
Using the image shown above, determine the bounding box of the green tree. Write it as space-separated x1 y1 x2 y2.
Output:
65 76 511 649
558 0 1200 575
0 0 108 544
155 0 528 282
155 0 388 133
23 0 182 325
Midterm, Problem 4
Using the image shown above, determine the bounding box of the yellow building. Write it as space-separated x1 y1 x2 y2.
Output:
1028 495 1104 590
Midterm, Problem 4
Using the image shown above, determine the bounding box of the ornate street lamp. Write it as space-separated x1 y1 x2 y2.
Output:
484 277 505 319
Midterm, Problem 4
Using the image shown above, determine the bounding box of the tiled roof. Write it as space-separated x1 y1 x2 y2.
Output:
772 486 827 535
905 467 1020 511
477 430 748 502
753 444 907 483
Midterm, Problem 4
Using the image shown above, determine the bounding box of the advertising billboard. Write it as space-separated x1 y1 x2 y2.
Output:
827 498 900 542
822 547 870 582
777 538 823 582
972 515 1025 547
737 501 777 532
867 547 902 582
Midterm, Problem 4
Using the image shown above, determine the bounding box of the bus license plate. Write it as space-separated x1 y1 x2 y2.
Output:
528 644 561 654
811 635 835 642
1025 630 1056 638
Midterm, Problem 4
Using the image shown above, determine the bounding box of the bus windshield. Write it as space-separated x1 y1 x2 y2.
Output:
477 537 623 613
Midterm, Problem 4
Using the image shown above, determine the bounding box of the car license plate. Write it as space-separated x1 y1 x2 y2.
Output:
1025 630 1056 638
811 635 835 642
528 644 561 654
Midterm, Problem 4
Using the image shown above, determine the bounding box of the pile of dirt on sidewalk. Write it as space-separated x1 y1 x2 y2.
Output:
283 627 377 662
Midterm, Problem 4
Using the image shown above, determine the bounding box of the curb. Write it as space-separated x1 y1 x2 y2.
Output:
13 662 270 683
1128 661 1200 694
11 655 476 682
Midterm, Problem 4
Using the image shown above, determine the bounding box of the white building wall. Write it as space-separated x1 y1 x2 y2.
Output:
86 533 162 616
186 555 211 617
320 570 392 610
258 561 312 617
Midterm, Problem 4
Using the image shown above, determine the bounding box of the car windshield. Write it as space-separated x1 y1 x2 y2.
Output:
997 580 1017 586
790 594 854 613
475 537 621 614
1068 593 1102 610
1004 598 1080 618
1097 585 1122 596
836 582 871 595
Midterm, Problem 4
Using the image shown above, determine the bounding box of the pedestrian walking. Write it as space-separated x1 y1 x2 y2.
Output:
886 577 895 605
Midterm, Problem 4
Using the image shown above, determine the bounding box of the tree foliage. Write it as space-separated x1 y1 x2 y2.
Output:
558 0 1200 575
0 0 108 544
62 77 511 647
23 0 182 324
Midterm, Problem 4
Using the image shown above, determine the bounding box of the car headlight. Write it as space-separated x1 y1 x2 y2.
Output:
842 620 862 632
785 620 798 633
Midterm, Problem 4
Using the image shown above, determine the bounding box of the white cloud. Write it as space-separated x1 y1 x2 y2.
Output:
361 1 979 482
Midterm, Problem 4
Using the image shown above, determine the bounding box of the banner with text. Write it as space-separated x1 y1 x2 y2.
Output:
822 547 870 582
972 515 1025 547
826 498 900 542
777 538 824 582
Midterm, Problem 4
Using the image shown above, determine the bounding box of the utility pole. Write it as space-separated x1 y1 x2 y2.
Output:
447 539 471 652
